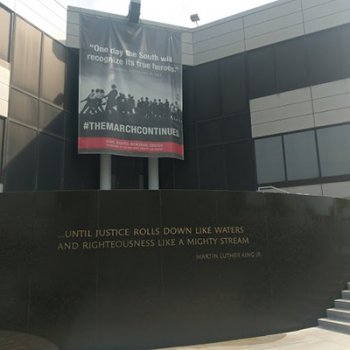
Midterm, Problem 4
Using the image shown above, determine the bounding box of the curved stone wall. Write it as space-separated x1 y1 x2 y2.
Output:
0 190 350 349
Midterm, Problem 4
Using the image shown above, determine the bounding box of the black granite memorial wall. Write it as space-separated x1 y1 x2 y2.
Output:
1 190 350 349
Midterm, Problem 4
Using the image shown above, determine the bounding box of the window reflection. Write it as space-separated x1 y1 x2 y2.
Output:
317 124 350 177
12 17 41 95
284 131 319 181
255 136 285 184
0 7 11 61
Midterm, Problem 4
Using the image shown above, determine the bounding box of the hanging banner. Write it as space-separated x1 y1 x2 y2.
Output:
78 15 183 159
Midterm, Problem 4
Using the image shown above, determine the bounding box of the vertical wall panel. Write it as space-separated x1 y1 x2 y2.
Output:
112 157 145 189
9 89 38 127
225 141 256 190
247 46 276 98
159 158 174 189
338 24 350 78
5 122 37 191
219 53 248 114
197 120 221 147
12 17 41 96
199 146 225 189
64 112 77 141
0 6 11 62
275 37 308 92
174 149 198 189
39 102 65 137
183 123 196 149
41 35 66 107
221 114 251 143
63 141 86 190
182 66 196 124
64 48 79 113
37 134 64 190
306 29 342 85
63 142 99 190
194 61 220 120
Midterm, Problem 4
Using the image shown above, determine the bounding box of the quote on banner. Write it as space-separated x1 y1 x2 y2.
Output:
78 15 183 159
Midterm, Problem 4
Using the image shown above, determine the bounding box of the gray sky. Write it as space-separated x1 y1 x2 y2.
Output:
69 0 278 27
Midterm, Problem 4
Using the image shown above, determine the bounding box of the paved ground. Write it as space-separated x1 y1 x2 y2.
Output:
0 330 58 350
159 327 350 350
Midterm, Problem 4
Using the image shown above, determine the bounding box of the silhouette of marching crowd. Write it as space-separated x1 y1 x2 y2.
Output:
80 84 182 121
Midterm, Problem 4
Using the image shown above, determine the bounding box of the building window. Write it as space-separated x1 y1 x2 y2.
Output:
0 6 11 62
12 17 41 95
41 35 66 107
39 101 65 137
317 124 350 177
255 123 350 186
255 136 285 184
9 88 39 127
284 130 319 181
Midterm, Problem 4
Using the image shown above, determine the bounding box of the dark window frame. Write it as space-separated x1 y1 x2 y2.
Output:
255 122 350 188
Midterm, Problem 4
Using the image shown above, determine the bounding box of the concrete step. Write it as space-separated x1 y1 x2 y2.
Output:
342 290 350 300
335 299 350 310
327 308 350 322
318 318 350 335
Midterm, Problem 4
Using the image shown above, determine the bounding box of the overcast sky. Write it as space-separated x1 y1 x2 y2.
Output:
69 0 278 27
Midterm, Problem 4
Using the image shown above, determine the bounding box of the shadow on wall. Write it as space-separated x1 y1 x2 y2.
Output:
2 39 148 191
1 103 100 191
2 37 102 191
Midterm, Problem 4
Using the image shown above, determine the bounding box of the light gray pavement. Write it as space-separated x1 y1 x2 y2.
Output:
0 330 58 350
158 327 350 350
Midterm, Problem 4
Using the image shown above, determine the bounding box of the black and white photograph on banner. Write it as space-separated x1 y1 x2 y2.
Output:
78 14 183 159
